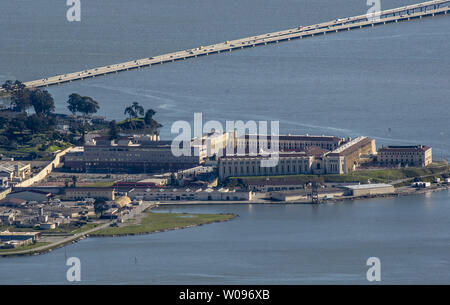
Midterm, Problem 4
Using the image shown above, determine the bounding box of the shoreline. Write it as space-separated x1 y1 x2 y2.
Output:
0 213 237 258
89 213 237 238
1 186 448 258
156 184 450 205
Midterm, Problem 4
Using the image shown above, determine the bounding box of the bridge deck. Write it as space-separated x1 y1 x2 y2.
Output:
5 0 449 91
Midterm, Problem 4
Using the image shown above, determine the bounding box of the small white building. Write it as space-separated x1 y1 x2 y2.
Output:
344 183 395 196
411 181 431 188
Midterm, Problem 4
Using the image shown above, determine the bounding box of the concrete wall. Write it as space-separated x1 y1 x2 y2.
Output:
14 147 73 188
0 188 12 200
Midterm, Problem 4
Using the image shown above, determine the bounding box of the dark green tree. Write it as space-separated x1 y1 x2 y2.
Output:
67 93 83 115
10 88 31 112
72 175 78 188
30 89 55 116
108 120 120 141
78 96 99 116
144 109 156 125
1 80 25 93
26 114 52 134
124 102 144 120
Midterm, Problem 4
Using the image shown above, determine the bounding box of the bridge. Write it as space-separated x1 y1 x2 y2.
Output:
6 0 450 91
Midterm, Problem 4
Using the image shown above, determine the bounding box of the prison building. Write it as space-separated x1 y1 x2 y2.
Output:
325 137 376 174
377 145 432 167
236 134 344 153
218 152 315 180
64 139 206 173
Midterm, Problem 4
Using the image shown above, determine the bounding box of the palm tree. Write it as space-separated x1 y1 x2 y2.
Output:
124 102 144 120
132 102 144 117
124 105 137 120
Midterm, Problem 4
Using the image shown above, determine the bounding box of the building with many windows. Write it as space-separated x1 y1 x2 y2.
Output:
218 136 376 179
377 145 432 167
219 152 315 180
64 138 206 173
236 134 344 153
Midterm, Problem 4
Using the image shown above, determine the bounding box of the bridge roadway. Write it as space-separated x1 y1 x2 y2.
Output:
10 0 450 91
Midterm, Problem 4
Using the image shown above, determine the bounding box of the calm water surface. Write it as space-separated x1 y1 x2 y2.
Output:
0 0 449 284
1 191 449 284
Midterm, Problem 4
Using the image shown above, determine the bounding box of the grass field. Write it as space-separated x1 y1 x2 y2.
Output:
92 212 235 236
80 181 115 187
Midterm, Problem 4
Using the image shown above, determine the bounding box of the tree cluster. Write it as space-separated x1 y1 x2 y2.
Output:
67 93 99 116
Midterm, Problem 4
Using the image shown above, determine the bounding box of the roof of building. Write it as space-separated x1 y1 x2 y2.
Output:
327 137 373 156
378 145 431 152
9 190 53 197
65 187 114 192
344 183 393 190
243 134 342 142
0 231 40 237
0 198 27 205
0 162 30 169
304 146 329 157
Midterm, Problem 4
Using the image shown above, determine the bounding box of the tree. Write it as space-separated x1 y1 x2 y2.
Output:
1 80 25 93
67 94 99 117
72 175 78 188
30 89 55 116
1 80 15 92
78 96 99 116
108 120 119 141
94 198 108 214
124 102 144 120
26 114 53 134
67 93 83 115
144 109 156 125
10 88 31 112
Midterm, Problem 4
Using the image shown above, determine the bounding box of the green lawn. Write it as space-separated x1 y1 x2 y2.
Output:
92 212 235 236
81 181 115 188
0 140 72 160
